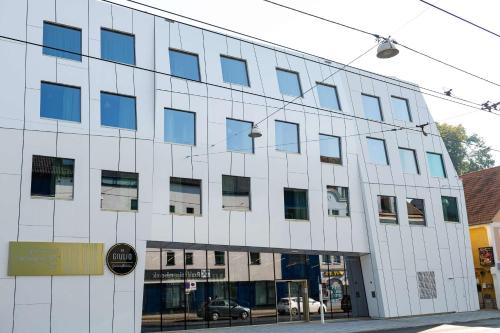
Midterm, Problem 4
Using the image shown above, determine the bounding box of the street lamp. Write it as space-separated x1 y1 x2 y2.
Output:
248 125 262 138
376 38 399 59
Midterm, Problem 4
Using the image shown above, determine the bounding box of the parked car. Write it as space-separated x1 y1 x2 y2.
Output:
197 298 250 321
277 297 327 315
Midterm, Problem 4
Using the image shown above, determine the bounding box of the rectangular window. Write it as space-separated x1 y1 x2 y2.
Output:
322 255 331 264
399 148 419 174
40 82 81 122
317 83 341 110
226 118 253 153
391 96 412 122
367 137 389 165
185 252 193 266
169 49 200 81
220 55 249 86
362 94 383 121
378 195 398 224
101 28 135 65
170 177 201 216
407 198 426 226
276 68 302 97
284 188 309 220
427 152 446 178
275 120 300 153
222 175 251 211
166 251 175 266
320 134 341 164
164 109 196 145
327 186 349 217
250 252 261 265
31 155 74 200
214 251 225 265
43 22 81 61
101 170 138 212
441 196 459 222
332 255 341 264
100 92 136 130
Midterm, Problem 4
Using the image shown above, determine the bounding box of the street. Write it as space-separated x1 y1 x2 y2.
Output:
369 318 500 332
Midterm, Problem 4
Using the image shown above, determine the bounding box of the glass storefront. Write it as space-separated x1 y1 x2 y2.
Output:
142 244 368 331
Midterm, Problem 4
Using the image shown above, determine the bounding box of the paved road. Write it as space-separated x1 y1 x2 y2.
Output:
369 317 500 332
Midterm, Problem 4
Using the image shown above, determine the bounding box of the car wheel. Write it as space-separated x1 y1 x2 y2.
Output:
211 312 219 321
240 311 248 320
291 308 298 316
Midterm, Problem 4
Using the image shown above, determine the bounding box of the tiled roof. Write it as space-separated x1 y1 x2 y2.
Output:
460 166 500 225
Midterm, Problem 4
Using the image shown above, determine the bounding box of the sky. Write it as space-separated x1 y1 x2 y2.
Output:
114 0 500 164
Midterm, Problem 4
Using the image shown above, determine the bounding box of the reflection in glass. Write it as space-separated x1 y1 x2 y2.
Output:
101 28 135 65
399 148 419 174
164 109 195 145
327 186 349 217
31 155 74 200
391 96 411 122
101 170 138 211
41 82 81 122
169 49 200 81
250 252 276 325
378 195 398 224
221 56 249 86
276 69 302 97
362 94 383 121
161 249 186 331
169 177 201 216
320 134 341 164
185 250 209 330
142 248 162 332
43 22 81 61
427 152 446 178
100 92 136 130
407 198 425 226
275 121 299 153
317 83 340 110
228 251 251 327
284 188 309 220
367 137 389 165
222 175 251 211
226 119 253 153
441 196 459 222
206 250 230 327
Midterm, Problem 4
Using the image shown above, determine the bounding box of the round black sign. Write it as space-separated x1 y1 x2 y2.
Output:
106 243 137 275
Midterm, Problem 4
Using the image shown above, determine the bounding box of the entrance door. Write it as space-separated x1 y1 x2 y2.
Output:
276 280 309 323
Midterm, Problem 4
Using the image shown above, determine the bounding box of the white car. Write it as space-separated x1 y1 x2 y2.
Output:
277 297 327 315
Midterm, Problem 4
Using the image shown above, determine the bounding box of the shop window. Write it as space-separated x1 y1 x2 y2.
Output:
327 186 349 217
169 49 200 81
378 195 398 224
284 188 309 220
101 28 135 65
169 177 202 216
441 196 459 222
41 82 81 122
164 109 196 145
43 22 81 61
100 92 136 130
222 175 251 211
30 155 74 200
407 198 425 226
276 68 302 97
101 170 138 211
320 134 341 164
221 55 249 86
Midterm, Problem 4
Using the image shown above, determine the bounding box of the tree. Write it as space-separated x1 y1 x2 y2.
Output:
436 123 495 175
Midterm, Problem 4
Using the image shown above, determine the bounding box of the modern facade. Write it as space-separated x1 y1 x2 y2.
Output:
0 0 479 332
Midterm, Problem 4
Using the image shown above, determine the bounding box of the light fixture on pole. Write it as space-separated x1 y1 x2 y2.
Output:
248 125 262 138
376 38 399 59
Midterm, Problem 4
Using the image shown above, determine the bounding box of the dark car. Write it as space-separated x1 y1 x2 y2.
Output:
197 299 250 321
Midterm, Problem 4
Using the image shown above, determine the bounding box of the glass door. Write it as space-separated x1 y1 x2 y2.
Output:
276 280 309 323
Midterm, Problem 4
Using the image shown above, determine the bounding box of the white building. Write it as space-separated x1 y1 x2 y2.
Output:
0 0 478 332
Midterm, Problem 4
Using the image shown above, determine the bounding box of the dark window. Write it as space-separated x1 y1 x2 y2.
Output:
399 148 419 174
327 186 349 217
40 82 81 122
332 255 341 264
164 109 196 145
170 177 202 216
367 137 389 165
221 56 249 86
427 152 446 178
362 94 383 121
100 92 136 130
276 68 302 97
101 170 138 211
391 96 412 122
284 188 309 220
30 155 74 200
185 252 193 266
250 252 261 265
441 196 459 222
214 251 225 265
222 175 251 211
322 255 331 264
407 198 426 226
378 195 398 224
320 134 341 164
275 120 300 153
43 22 81 61
166 251 175 266
226 118 253 153
317 83 341 110
186 207 194 214
169 49 200 81
169 205 175 213
101 28 135 65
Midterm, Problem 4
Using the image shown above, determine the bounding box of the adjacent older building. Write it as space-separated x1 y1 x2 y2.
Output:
0 0 478 332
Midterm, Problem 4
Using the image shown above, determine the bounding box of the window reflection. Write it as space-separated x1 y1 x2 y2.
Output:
222 175 251 211
399 148 419 174
221 56 249 86
427 152 446 178
391 96 411 122
275 121 300 153
276 69 302 97
41 82 81 122
43 22 82 61
367 137 389 165
226 119 253 153
407 198 425 226
378 195 398 224
164 109 196 145
317 83 341 110
169 177 202 216
101 28 135 65
362 94 383 121
169 49 201 81
284 188 309 220
327 186 349 217
101 170 138 211
31 155 74 200
319 134 341 164
441 196 459 222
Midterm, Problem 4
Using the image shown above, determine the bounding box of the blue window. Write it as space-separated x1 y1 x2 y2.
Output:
392 96 412 122
40 82 81 122
43 22 81 61
226 119 253 153
275 121 299 153
221 56 249 86
169 49 200 81
367 137 389 165
399 148 419 174
427 152 446 178
276 69 302 97
101 28 135 65
100 92 136 130
164 109 195 145
362 94 383 121
317 83 341 110
319 134 341 164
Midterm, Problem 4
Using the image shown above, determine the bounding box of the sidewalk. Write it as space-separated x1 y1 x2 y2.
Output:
178 310 500 333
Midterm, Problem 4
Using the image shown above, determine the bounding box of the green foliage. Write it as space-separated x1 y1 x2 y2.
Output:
436 123 495 175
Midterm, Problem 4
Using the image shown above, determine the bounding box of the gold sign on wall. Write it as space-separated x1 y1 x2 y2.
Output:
8 242 104 276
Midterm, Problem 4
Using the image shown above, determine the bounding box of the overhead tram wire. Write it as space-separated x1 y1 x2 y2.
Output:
263 0 500 93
